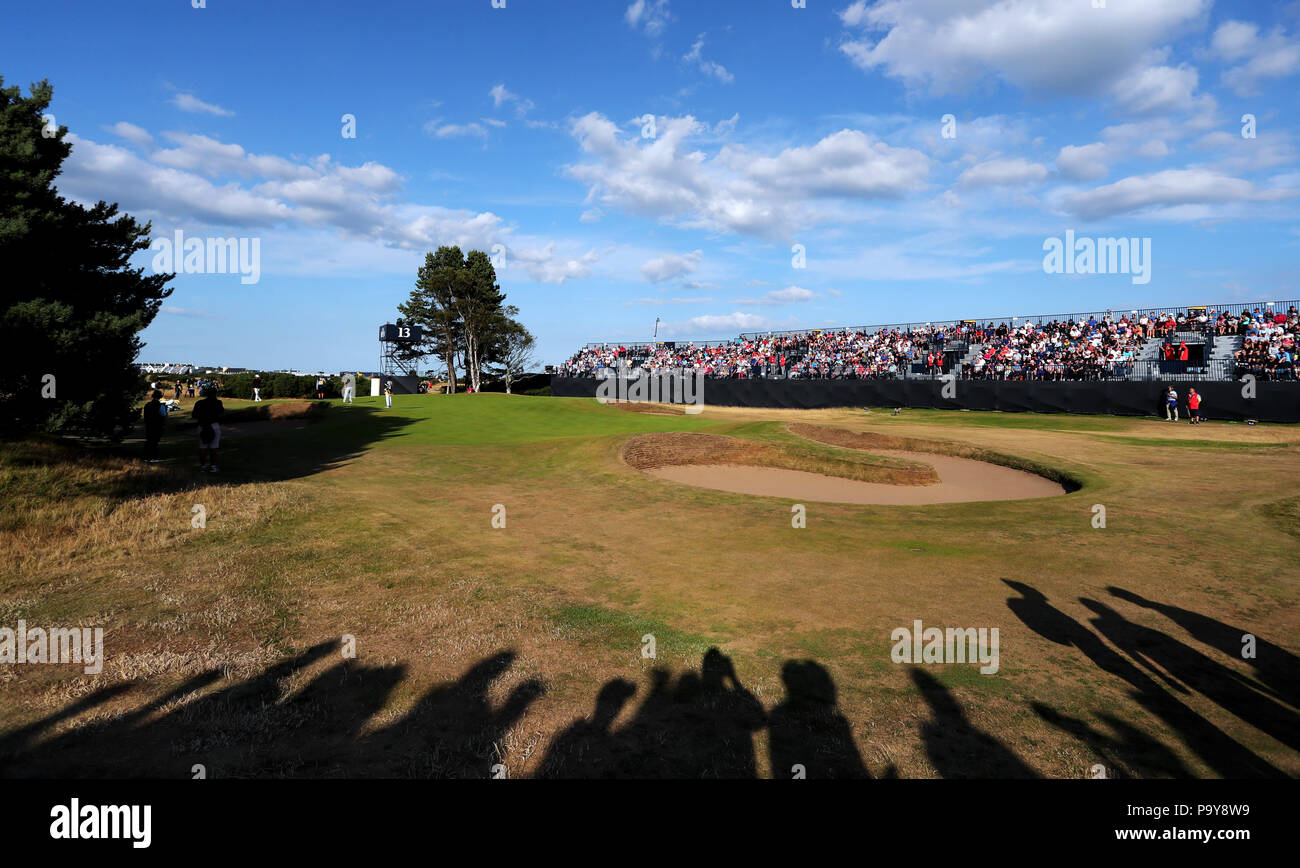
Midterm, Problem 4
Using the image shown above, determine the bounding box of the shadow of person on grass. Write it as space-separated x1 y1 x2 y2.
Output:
3 640 1033 779
556 648 767 778
1031 702 1189 778
769 660 874 779
1107 585 1300 711
534 678 638 779
357 650 544 778
1003 580 1284 778
1080 598 1300 755
911 668 1038 778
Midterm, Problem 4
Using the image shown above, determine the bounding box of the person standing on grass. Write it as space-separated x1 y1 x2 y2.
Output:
316 376 326 399
252 373 262 402
342 373 354 404
192 387 225 473
384 379 393 409
1188 388 1202 425
142 390 165 463
1165 386 1179 422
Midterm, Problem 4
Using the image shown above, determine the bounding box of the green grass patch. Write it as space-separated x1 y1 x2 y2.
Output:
548 603 721 658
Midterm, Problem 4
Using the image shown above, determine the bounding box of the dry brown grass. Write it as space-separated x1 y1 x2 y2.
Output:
613 401 687 416
0 439 306 573
786 422 1082 490
620 431 938 485
4 397 1298 779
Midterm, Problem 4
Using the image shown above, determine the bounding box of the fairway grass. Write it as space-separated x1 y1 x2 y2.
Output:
2 393 1297 778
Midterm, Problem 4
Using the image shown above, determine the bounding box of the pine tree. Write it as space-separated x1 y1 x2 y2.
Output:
0 78 173 438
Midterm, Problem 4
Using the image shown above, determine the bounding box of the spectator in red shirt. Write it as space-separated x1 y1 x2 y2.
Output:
1188 388 1202 425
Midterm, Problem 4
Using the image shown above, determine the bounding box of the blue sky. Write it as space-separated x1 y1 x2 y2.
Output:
6 0 1300 370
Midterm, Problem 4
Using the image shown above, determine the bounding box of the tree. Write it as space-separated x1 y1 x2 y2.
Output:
0 78 173 439
496 319 536 394
401 247 466 393
399 246 508 393
453 249 506 393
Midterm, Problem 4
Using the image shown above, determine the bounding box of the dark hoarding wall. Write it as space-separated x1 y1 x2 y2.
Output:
550 377 1300 423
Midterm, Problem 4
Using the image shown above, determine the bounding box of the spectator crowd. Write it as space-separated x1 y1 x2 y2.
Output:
1233 305 1299 381
560 304 1300 383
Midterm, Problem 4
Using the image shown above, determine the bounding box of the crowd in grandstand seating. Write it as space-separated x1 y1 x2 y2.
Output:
1233 305 1299 381
559 325 953 380
959 314 1144 381
559 305 1300 383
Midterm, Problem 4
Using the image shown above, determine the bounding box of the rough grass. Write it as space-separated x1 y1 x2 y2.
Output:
2 394 1297 779
786 422 1083 492
0 439 305 572
620 431 939 485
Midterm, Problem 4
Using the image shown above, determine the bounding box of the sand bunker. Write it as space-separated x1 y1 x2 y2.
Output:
627 430 1068 505
648 451 1065 505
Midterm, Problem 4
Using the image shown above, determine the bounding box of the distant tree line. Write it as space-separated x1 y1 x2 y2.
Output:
211 372 370 401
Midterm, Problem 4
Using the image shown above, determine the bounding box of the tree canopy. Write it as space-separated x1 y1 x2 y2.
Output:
399 245 528 392
0 78 172 439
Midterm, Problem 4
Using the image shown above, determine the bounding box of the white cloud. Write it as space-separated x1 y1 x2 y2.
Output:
1111 61 1207 114
59 132 510 259
1056 143 1110 181
741 129 930 197
489 83 535 117
105 121 153 148
837 0 1209 96
712 113 739 136
640 249 703 282
510 244 600 283
683 33 733 83
171 93 234 116
152 132 326 181
565 113 930 238
674 312 773 334
1211 21 1300 95
424 120 489 139
623 296 714 306
1058 168 1297 220
957 157 1049 188
1137 139 1171 158
1211 20 1258 61
838 1 871 28
160 306 223 320
738 286 816 305
625 0 671 37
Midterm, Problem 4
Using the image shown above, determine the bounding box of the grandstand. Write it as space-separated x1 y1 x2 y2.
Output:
138 362 196 375
561 300 1299 384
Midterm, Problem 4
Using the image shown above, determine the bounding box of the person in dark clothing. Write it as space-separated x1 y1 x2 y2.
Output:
142 390 166 463
191 388 225 473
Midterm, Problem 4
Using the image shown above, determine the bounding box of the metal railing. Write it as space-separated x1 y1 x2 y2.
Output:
571 358 1268 383
736 299 1299 341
